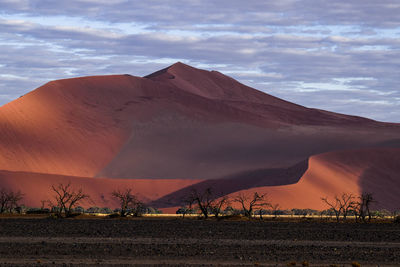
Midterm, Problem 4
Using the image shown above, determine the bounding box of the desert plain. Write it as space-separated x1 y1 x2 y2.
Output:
1 216 400 266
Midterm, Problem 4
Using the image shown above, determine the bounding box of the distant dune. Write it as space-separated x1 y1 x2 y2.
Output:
0 62 399 211
221 147 400 211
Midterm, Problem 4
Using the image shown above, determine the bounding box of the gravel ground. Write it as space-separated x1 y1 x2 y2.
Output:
0 217 399 266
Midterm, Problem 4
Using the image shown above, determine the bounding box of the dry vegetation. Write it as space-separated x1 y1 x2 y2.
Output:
0 183 399 222
1 183 400 266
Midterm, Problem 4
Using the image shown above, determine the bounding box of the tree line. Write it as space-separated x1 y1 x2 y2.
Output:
0 183 399 222
177 187 399 222
0 183 154 218
321 192 378 223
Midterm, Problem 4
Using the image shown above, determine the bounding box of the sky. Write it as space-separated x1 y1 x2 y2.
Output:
0 0 399 122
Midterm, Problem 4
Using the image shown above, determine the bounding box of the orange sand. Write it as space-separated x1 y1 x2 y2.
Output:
0 170 202 209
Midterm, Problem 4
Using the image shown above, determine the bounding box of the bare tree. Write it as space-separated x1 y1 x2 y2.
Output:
178 194 196 219
339 193 356 220
269 203 281 218
8 191 24 213
187 188 214 219
0 188 24 213
186 188 230 219
354 192 375 223
176 206 193 218
209 195 230 219
0 189 8 213
361 192 374 222
234 192 268 219
321 196 341 222
50 182 90 218
111 188 143 217
40 200 47 210
321 193 356 222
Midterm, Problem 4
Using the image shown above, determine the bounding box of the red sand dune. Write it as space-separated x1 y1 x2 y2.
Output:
0 62 399 211
2 62 399 180
0 170 201 209
221 148 400 211
99 63 400 180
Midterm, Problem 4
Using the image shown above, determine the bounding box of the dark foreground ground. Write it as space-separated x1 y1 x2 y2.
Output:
0 217 400 266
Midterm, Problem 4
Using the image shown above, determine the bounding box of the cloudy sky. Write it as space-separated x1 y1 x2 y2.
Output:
1 0 399 122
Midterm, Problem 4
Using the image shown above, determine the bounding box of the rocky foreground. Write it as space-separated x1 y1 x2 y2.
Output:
1 217 400 266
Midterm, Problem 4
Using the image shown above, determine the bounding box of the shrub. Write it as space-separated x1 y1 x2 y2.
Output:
26 208 50 214
99 207 113 214
86 206 101 214
107 213 120 218
74 206 85 213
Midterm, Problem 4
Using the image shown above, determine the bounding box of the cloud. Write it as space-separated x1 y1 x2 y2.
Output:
2 0 400 28
0 0 399 122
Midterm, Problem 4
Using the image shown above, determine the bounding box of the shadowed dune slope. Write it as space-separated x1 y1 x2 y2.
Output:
97 117 400 180
150 160 309 208
216 148 400 212
98 63 400 179
0 170 202 209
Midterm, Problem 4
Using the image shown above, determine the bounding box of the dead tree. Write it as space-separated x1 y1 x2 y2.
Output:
177 206 192 218
8 190 24 213
338 193 356 220
0 188 24 213
209 195 230 219
178 194 196 219
40 200 47 210
234 192 268 219
111 188 143 217
50 182 90 217
355 192 374 222
321 196 341 222
0 189 8 213
321 193 356 222
187 188 214 219
269 203 280 218
187 188 230 219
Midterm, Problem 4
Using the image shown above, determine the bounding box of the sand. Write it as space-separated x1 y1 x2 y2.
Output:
0 62 399 211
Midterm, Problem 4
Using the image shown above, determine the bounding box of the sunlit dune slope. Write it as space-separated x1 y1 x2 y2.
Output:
0 75 140 176
0 170 202 208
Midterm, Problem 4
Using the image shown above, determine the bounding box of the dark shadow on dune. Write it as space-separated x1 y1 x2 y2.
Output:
375 138 400 148
359 166 400 212
149 159 308 208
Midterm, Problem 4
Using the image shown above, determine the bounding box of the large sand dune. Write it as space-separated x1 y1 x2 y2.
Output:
0 62 399 211
221 148 400 211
